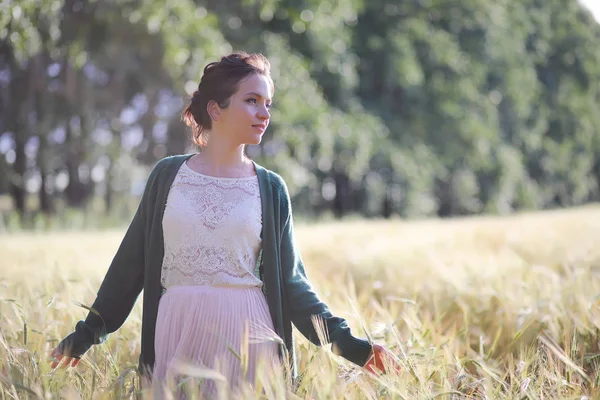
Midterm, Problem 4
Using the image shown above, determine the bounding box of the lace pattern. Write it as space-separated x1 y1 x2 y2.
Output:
160 162 263 288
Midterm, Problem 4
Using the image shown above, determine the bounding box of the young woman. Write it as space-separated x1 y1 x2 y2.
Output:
50 51 398 397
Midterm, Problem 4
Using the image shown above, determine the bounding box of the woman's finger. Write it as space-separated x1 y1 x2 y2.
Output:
61 356 73 368
50 354 63 369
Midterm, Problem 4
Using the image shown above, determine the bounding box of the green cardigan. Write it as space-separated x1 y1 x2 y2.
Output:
58 154 372 379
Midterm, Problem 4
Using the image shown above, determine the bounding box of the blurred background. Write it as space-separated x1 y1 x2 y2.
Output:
1 0 599 230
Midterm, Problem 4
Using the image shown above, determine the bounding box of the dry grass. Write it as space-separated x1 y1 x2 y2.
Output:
2 205 600 399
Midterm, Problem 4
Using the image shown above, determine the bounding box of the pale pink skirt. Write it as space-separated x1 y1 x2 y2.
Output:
152 285 280 398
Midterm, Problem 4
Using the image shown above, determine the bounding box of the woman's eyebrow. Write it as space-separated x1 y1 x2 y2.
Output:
244 92 272 101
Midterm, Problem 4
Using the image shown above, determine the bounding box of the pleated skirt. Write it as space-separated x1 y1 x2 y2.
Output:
151 285 281 398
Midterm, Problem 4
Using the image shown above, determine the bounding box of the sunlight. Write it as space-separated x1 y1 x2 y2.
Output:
580 0 600 22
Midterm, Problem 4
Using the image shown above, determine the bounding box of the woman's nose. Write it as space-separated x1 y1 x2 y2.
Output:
257 108 270 120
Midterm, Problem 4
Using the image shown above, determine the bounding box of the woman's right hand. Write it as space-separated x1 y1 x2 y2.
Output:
364 344 401 375
50 346 80 369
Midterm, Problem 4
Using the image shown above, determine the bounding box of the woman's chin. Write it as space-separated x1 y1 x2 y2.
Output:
245 134 264 146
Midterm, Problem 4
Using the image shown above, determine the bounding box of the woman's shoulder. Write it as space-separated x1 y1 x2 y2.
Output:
154 153 193 169
148 154 193 180
253 162 289 194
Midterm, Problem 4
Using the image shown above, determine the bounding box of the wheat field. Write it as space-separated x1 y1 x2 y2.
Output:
2 205 600 399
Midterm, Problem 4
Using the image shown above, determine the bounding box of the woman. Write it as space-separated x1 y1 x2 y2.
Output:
50 51 398 397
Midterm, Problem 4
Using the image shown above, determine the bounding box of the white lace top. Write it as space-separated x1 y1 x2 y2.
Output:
160 161 263 288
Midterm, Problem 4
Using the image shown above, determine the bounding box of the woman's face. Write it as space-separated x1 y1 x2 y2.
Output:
212 73 273 146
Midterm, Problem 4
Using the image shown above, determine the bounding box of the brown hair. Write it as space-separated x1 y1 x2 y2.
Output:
182 51 273 147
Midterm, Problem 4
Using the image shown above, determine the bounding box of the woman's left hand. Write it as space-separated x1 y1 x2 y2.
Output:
364 344 401 375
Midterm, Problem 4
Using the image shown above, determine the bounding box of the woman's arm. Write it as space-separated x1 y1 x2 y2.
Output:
277 180 372 367
51 160 164 367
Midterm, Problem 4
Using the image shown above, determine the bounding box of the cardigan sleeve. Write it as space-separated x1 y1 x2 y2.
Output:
277 179 373 367
56 161 163 359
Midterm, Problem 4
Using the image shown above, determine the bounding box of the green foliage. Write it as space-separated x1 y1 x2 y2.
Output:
1 0 600 223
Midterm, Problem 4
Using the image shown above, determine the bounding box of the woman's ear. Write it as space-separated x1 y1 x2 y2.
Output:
207 100 221 121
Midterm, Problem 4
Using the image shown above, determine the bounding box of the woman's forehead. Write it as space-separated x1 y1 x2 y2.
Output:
237 74 273 99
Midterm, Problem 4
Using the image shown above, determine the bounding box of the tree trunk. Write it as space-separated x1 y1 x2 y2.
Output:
138 90 160 164
62 63 92 208
5 42 28 217
34 55 55 215
104 71 126 215
104 151 115 214
332 171 352 218
64 119 81 207
37 134 54 214
382 190 392 219
11 136 26 215
104 127 122 215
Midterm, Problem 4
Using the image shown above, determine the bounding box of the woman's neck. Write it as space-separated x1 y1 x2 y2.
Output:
188 140 254 178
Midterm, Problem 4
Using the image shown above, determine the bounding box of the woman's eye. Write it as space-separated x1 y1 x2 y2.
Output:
247 98 257 104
